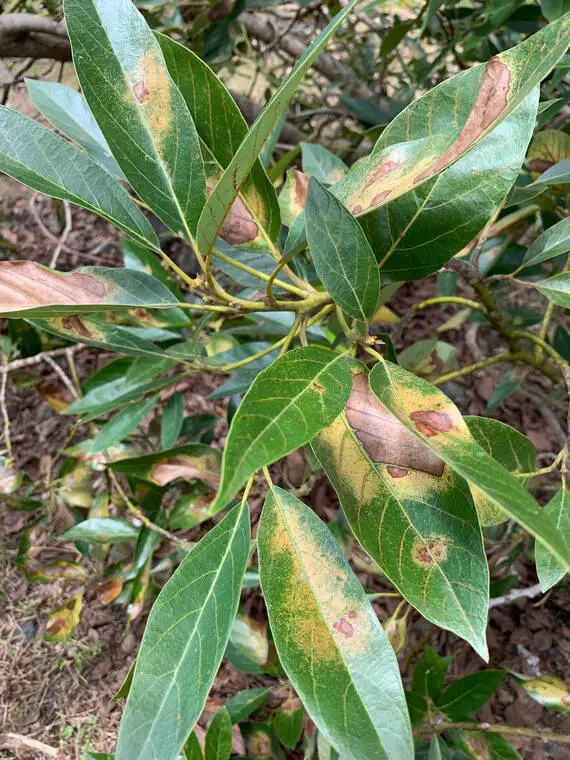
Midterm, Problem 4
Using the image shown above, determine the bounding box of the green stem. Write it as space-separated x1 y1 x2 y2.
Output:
266 251 303 302
413 296 485 313
536 300 555 362
212 248 307 298
414 721 570 745
433 351 511 385
268 144 302 181
511 331 570 369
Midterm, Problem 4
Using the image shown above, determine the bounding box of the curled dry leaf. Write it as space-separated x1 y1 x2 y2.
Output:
345 373 444 477
97 577 124 605
279 169 310 228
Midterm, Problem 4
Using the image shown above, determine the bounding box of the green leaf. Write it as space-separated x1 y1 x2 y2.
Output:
412 647 450 701
524 217 570 266
449 730 523 760
542 0 570 22
196 0 360 257
367 361 570 572
157 33 281 251
29 317 191 361
183 733 203 760
110 444 221 489
435 671 504 719
301 143 347 185
90 394 159 454
530 155 570 185
61 517 140 543
465 417 536 527
0 263 178 319
205 708 232 760
535 271 570 307
273 699 304 750
65 0 205 238
25 79 123 178
536 483 570 591
0 106 159 252
380 21 414 58
116 500 250 760
428 736 448 760
305 179 380 321
361 95 536 280
210 346 355 513
225 688 270 724
312 372 489 659
123 238 184 300
485 368 522 413
258 487 413 760
161 392 184 450
334 14 570 223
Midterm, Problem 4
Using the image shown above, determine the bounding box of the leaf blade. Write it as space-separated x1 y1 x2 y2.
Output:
368 361 570 571
0 106 159 251
258 487 413 760
536 483 570 591
64 0 205 237
116 500 251 760
210 346 355 513
306 178 380 321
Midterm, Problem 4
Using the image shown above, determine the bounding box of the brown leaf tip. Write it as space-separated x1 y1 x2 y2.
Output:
410 410 454 437
333 617 355 638
412 536 448 567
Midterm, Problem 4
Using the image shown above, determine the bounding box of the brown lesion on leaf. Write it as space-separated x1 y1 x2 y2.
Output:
130 49 174 149
345 373 445 477
386 465 409 479
410 410 455 437
365 159 400 189
370 190 391 208
206 186 259 245
61 316 94 339
412 536 448 568
294 169 309 207
0 261 106 313
351 204 363 214
133 80 151 104
333 618 354 638
414 56 511 184
311 381 324 393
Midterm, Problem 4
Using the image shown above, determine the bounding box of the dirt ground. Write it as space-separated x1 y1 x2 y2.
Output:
1 114 570 758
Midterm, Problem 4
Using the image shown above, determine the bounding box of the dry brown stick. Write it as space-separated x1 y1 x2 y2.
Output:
49 199 72 269
0 732 58 758
43 354 79 399
0 344 86 375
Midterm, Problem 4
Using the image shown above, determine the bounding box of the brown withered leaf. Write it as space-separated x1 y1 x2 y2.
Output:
0 261 105 311
150 455 221 488
345 373 444 477
97 577 124 605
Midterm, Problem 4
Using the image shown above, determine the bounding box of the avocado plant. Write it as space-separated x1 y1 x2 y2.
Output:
1 1 570 759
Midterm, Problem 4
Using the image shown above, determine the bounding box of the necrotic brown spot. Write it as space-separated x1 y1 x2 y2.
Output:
333 618 354 638
365 159 400 189
412 536 448 567
529 158 554 174
387 465 409 479
294 170 309 208
352 205 363 215
345 374 445 477
133 80 150 104
414 56 511 184
410 410 455 437
61 316 93 339
370 190 391 207
213 192 258 245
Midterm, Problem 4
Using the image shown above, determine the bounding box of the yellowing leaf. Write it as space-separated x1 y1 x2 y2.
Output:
258 487 412 760
368 361 570 572
45 592 83 642
312 373 489 659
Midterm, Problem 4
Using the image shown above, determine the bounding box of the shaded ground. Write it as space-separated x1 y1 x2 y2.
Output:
1 135 569 759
